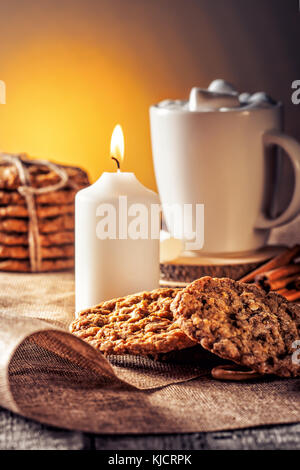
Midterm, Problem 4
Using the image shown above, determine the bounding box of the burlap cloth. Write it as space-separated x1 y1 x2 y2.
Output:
0 271 299 434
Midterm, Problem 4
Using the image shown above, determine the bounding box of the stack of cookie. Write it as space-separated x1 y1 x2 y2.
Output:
70 276 300 379
0 155 89 272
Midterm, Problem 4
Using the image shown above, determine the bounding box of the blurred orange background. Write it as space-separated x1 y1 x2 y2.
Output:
0 0 299 189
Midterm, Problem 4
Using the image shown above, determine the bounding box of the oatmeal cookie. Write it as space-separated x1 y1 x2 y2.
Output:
171 276 300 377
0 204 74 218
0 257 74 272
70 288 196 355
0 188 84 206
0 214 74 233
0 243 74 259
0 161 89 190
0 231 74 246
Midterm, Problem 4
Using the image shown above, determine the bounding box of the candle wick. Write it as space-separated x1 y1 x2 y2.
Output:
111 156 120 170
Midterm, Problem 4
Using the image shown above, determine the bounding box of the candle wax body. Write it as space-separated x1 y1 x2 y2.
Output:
75 172 160 313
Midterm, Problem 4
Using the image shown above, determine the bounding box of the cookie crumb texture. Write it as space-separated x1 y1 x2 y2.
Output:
70 288 195 355
172 277 300 377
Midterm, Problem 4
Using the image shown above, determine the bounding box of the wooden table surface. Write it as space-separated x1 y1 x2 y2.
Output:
0 407 299 450
1 231 299 450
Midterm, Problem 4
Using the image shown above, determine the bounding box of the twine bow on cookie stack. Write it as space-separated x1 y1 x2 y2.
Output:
0 153 69 272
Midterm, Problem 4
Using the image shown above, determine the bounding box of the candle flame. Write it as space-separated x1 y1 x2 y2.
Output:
110 124 124 163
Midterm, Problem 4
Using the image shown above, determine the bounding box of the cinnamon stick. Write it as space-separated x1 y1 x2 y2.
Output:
211 364 262 381
262 274 300 292
275 288 290 297
239 245 300 283
255 263 300 283
286 276 300 291
283 290 300 302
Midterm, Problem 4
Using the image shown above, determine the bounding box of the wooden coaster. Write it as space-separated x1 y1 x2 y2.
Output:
160 245 284 285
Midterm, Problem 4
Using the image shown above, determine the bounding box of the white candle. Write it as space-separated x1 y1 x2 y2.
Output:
75 125 160 313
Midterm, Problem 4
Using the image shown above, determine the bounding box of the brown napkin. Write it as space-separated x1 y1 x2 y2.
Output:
0 272 299 434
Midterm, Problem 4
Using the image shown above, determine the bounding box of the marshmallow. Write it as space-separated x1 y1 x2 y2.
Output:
157 99 174 107
208 79 237 95
248 92 275 104
189 87 240 111
239 92 251 104
156 82 276 112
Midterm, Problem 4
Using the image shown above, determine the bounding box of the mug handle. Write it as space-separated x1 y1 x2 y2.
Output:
255 130 300 229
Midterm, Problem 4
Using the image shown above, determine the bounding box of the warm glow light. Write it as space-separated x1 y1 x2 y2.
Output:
110 124 125 164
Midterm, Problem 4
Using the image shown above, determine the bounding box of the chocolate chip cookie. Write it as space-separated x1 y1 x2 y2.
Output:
70 288 196 356
171 276 300 377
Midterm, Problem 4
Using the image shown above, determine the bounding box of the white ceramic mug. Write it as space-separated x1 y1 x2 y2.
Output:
150 85 300 254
